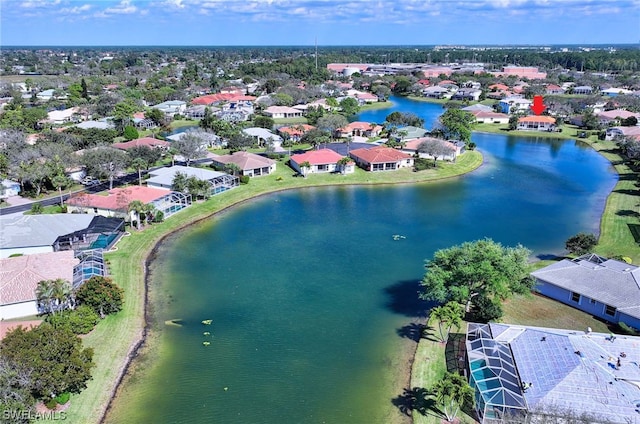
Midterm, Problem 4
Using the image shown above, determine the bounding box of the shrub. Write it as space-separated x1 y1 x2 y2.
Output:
54 392 70 405
413 157 433 171
239 175 250 184
471 294 503 322
565 232 597 255
123 125 139 141
153 210 164 223
30 202 44 214
45 305 100 335
44 398 58 410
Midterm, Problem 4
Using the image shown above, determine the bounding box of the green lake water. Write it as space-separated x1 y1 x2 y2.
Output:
105 103 617 424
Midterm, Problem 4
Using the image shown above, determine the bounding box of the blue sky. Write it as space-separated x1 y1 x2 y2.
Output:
1 0 639 46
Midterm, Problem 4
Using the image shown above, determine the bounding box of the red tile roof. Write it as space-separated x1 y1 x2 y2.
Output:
350 146 412 163
191 93 256 105
112 137 170 150
67 186 170 211
290 149 349 165
278 124 315 137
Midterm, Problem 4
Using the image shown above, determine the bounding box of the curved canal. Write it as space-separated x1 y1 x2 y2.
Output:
105 99 617 424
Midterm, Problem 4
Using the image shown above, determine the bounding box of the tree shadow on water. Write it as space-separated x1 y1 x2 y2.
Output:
383 279 434 318
392 387 442 418
396 322 425 342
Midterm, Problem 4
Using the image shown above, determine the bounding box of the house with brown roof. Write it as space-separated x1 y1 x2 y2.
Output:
402 137 464 161
66 186 190 220
517 115 557 131
335 121 383 138
349 146 414 171
112 137 170 151
597 109 640 126
0 250 78 320
290 149 354 175
211 151 277 177
277 124 316 142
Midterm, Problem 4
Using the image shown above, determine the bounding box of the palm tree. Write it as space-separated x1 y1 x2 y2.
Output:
128 200 146 230
299 161 311 178
51 278 73 312
51 174 70 207
429 301 463 343
130 157 147 186
224 163 241 176
344 135 353 155
36 280 55 314
336 157 352 175
433 372 475 422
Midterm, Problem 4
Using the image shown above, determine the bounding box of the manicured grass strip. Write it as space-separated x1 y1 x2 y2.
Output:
56 152 483 423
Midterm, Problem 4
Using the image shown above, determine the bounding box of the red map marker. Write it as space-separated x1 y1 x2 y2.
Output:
530 95 546 115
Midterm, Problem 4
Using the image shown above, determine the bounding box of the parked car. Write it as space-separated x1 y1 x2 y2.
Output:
82 176 99 186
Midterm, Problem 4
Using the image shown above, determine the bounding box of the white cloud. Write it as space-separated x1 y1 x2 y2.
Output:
103 0 137 15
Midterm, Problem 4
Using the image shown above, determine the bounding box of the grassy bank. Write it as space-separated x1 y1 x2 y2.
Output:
360 100 393 111
59 151 482 423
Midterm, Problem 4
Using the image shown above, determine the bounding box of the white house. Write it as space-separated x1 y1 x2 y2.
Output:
0 251 79 320
150 100 187 117
498 97 532 114
0 179 21 199
290 149 354 175
262 106 303 119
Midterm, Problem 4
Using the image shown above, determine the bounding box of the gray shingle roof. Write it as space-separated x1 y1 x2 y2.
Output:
0 214 94 250
531 257 640 319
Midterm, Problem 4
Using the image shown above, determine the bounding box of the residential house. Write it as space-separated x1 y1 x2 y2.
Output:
242 127 283 146
516 115 557 131
277 124 316 142
394 126 428 140
597 109 640 126
461 104 493 113
336 121 383 138
466 322 640 424
0 179 20 199
349 146 414 171
290 149 354 175
545 84 565 95
150 100 187 117
531 253 640 329
422 85 452 99
601 87 633 97
605 126 640 141
211 151 277 177
262 106 303 119
46 107 81 125
36 89 56 101
498 97 532 114
146 165 239 195
451 88 482 101
112 137 170 151
0 214 124 258
470 110 510 124
66 186 191 220
74 118 114 130
402 137 463 161
0 251 79 320
572 85 593 95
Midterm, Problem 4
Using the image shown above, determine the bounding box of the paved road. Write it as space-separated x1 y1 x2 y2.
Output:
0 173 139 216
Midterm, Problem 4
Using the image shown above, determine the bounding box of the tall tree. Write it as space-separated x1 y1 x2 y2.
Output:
0 323 94 400
317 114 348 139
417 139 455 166
432 372 474 422
420 238 532 314
437 109 475 143
429 301 463 343
128 200 146 230
81 146 129 190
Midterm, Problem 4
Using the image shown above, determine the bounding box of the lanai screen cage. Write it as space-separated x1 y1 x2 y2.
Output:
54 216 125 252
466 323 528 423
73 249 106 289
